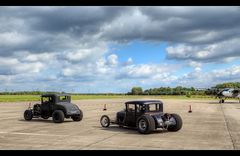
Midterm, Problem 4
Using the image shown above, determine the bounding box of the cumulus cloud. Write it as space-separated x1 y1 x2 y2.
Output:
212 65 240 80
64 45 108 63
1 6 240 60
188 61 202 68
166 37 240 63
116 63 180 80
20 52 56 62
61 54 118 79
0 6 240 92
122 58 133 66
107 54 118 66
176 65 240 88
0 32 30 47
0 57 45 75
100 7 240 44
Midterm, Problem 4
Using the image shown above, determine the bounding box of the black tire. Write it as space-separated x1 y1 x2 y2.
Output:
79 109 83 121
52 110 64 123
167 113 183 132
222 99 225 103
72 109 83 121
100 115 110 127
71 116 80 121
137 115 155 134
24 110 33 121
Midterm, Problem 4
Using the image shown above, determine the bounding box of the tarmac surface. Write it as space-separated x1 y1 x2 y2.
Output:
0 98 240 150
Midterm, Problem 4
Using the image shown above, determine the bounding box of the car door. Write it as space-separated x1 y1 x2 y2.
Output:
135 104 143 120
48 96 55 114
125 104 136 127
41 96 54 116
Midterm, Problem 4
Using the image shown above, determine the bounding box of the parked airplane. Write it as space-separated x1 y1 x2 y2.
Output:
216 88 240 103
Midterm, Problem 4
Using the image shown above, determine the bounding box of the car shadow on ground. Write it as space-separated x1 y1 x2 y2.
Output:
96 125 169 135
18 118 73 123
189 101 240 105
208 102 240 104
183 101 219 104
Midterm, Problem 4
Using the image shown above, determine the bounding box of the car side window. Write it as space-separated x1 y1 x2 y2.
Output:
148 104 156 111
42 97 49 103
49 97 53 103
127 104 135 112
141 105 146 111
136 104 140 113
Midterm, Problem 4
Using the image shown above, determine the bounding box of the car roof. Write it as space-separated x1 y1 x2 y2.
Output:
41 93 71 97
125 100 163 105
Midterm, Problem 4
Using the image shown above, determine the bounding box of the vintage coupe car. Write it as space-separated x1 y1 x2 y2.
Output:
100 100 182 134
24 93 83 123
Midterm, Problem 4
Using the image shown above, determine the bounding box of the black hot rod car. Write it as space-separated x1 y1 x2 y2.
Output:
24 93 83 123
100 100 182 134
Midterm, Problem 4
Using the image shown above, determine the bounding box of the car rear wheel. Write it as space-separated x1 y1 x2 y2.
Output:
137 115 155 134
79 109 83 121
24 110 33 121
100 115 110 127
167 113 183 132
72 109 83 121
71 116 80 121
52 110 64 123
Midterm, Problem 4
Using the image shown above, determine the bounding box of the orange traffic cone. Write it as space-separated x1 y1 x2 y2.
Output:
103 104 107 111
188 105 192 113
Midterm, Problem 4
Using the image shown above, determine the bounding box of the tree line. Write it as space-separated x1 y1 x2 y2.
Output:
128 86 204 96
128 82 240 96
0 82 239 95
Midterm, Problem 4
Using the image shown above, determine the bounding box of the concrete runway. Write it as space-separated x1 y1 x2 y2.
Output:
0 98 240 150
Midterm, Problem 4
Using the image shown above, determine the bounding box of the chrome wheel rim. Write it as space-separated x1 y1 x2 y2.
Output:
101 117 109 127
169 116 177 125
139 119 147 131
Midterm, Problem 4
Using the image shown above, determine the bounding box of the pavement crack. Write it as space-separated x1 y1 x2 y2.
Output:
220 103 236 149
84 132 120 148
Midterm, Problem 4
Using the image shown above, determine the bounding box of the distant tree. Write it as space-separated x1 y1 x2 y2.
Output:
190 87 195 91
186 92 192 98
173 86 183 95
131 87 143 95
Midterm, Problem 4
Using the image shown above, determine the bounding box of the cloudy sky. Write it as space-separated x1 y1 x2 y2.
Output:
1 6 240 93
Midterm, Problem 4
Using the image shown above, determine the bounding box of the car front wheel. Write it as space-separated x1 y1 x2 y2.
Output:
24 110 33 121
72 115 81 121
100 115 110 127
